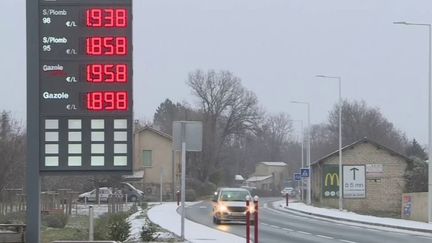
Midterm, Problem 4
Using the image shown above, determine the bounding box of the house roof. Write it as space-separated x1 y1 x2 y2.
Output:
135 126 172 140
246 175 273 182
260 162 287 166
311 137 411 166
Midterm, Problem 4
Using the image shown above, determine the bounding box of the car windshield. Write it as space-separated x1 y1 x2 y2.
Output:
220 190 250 201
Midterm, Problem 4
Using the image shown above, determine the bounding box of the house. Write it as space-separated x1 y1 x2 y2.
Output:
311 137 410 216
132 126 180 200
244 162 289 191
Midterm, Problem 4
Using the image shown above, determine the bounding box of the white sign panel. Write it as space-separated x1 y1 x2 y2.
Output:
366 164 383 178
343 165 366 199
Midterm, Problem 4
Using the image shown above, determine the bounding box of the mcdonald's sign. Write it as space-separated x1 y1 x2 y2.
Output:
323 165 339 198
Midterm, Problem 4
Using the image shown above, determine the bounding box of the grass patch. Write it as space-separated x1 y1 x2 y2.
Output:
42 227 88 243
42 216 88 243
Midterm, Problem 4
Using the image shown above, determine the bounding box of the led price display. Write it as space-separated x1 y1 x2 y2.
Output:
38 0 133 172
86 64 128 83
86 91 128 111
86 36 128 56
86 8 128 28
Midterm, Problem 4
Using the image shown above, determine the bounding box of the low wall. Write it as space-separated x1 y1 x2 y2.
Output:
401 192 427 222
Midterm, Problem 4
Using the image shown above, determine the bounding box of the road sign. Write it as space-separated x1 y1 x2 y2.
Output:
37 0 133 172
323 165 339 198
300 168 310 178
294 173 301 181
343 165 366 198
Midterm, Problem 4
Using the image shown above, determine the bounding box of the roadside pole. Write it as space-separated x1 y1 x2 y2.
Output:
245 196 251 243
26 0 41 241
180 123 186 240
89 206 94 241
254 196 259 243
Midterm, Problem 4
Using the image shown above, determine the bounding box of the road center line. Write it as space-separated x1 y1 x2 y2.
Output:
270 225 280 229
282 228 294 232
316 234 334 239
297 231 312 235
340 240 358 243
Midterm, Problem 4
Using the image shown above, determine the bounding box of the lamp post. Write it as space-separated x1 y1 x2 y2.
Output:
394 21 432 223
290 119 304 201
291 101 311 205
316 75 343 211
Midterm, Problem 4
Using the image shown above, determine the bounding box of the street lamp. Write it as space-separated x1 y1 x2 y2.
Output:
291 101 311 205
394 21 432 223
290 119 304 201
316 74 343 211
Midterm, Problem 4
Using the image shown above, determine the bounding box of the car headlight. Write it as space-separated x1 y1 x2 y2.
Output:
218 205 228 212
248 205 255 214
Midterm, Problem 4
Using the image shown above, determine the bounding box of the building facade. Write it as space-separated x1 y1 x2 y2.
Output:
133 126 180 200
311 138 410 217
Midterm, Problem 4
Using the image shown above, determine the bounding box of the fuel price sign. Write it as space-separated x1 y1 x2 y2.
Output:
38 0 133 172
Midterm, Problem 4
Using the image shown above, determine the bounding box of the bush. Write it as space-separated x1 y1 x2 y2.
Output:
94 212 130 241
42 213 68 228
0 212 26 224
108 213 131 241
140 202 148 210
185 189 196 201
141 222 158 242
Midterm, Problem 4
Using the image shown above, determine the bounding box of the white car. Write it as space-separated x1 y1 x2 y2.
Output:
78 187 112 203
281 187 295 197
212 188 255 224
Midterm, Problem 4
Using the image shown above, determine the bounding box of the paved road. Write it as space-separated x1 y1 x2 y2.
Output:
184 197 432 243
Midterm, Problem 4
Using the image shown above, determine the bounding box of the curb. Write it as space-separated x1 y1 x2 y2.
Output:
282 205 432 234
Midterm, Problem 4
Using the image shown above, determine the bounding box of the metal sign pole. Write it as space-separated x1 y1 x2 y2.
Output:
26 0 41 241
180 123 186 240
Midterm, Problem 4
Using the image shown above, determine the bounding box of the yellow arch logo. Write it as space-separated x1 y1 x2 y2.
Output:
324 173 339 186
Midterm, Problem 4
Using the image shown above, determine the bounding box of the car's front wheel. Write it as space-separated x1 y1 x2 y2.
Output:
129 195 137 202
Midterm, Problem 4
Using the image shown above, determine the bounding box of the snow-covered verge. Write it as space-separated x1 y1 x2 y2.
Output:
148 202 245 243
275 200 432 232
125 205 178 242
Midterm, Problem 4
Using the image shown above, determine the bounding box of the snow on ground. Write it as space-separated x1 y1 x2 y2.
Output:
148 202 245 243
126 208 146 242
275 200 432 232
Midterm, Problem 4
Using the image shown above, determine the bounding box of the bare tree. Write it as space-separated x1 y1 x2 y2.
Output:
0 111 25 191
327 100 408 152
187 70 260 182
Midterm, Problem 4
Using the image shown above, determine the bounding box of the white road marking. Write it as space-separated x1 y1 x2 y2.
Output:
270 225 281 229
282 228 294 232
297 231 312 235
316 234 334 239
340 240 358 243
199 206 207 209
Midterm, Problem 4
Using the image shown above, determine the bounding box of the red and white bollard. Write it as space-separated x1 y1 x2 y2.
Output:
245 195 251 243
254 195 259 243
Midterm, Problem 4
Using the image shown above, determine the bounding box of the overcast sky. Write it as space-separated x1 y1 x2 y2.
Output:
2 0 432 144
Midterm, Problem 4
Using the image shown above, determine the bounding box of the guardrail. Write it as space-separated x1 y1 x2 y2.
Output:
52 241 116 243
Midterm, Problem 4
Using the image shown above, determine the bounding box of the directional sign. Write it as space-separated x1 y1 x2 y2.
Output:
300 168 310 178
343 165 366 198
294 173 301 181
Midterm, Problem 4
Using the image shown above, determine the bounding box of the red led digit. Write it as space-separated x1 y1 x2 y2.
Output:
116 9 127 27
116 64 127 82
104 9 115 27
104 64 115 82
86 37 103 55
86 9 102 27
104 92 115 110
116 37 127 55
87 92 103 110
103 37 114 55
116 92 128 110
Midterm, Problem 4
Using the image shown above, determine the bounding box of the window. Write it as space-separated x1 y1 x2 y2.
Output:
142 150 152 167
